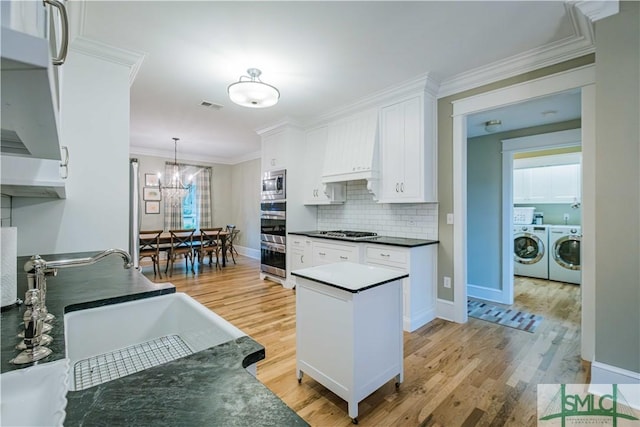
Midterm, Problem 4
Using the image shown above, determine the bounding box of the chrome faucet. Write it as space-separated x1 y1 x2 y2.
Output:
12 249 133 365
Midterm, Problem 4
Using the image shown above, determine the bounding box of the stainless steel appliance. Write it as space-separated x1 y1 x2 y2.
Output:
261 169 286 201
309 230 378 241
260 201 286 278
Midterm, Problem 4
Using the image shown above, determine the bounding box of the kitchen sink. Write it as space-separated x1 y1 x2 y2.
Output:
64 292 245 390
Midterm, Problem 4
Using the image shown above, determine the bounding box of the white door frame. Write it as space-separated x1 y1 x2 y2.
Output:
451 64 596 361
501 128 583 306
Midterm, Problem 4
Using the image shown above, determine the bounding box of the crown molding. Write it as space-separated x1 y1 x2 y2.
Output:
70 36 146 86
571 0 619 22
438 3 595 98
255 116 305 136
129 145 260 166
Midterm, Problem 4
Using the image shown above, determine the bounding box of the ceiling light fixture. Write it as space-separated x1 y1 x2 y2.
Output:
227 68 280 108
484 119 503 133
159 137 192 206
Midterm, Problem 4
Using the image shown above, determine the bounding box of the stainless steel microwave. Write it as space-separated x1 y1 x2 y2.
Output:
261 169 286 201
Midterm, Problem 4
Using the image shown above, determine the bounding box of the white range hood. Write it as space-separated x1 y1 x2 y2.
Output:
321 108 379 185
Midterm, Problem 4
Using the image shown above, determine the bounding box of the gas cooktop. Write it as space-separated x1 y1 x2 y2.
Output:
310 230 379 240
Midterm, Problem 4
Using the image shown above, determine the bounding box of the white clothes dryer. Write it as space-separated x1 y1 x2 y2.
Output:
548 225 581 285
513 225 549 279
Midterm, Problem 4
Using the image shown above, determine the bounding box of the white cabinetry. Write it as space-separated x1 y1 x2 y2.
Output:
261 130 288 172
513 154 581 204
364 243 436 332
303 126 345 205
286 236 313 289
378 94 437 203
294 263 404 423
312 240 360 266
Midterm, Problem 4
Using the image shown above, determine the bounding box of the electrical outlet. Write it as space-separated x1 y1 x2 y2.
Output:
443 276 452 288
446 213 454 225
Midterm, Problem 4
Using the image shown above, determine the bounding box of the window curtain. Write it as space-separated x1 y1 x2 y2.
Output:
163 162 184 230
195 167 213 228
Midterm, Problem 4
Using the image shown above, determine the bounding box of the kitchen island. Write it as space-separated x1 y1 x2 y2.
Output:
1 252 307 426
292 262 407 424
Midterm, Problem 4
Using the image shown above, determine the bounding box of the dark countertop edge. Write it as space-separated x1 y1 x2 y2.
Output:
292 271 408 293
288 231 439 247
63 288 175 314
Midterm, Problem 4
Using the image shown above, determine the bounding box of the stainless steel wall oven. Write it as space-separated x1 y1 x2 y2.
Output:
260 201 286 278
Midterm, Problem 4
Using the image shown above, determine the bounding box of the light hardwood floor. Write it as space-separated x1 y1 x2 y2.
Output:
141 256 589 426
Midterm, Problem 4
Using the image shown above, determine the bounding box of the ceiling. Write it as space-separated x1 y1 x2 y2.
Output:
77 1 591 164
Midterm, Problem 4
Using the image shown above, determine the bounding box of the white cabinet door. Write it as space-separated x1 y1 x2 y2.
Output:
527 167 551 202
1 0 47 38
261 131 287 172
513 163 581 204
513 168 529 203
312 241 360 266
549 164 581 203
379 95 436 203
303 127 345 205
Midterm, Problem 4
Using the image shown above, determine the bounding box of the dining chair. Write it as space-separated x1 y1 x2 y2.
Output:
165 229 196 276
139 229 164 278
224 225 240 264
198 227 223 269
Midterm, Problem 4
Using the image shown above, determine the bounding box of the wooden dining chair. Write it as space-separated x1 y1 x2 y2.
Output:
139 229 164 278
224 225 240 264
165 229 196 276
198 227 223 269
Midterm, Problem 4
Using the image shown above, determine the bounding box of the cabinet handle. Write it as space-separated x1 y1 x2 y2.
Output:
318 252 326 256
395 183 399 193
300 255 304 263
271 158 276 166
293 240 300 244
59 146 69 179
380 253 390 257
339 256 348 260
44 0 69 66
401 182 405 192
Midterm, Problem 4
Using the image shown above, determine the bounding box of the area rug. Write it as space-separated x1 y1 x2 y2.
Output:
467 299 543 333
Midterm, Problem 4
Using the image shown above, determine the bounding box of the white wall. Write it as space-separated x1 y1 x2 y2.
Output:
230 158 261 253
317 180 438 240
12 49 131 256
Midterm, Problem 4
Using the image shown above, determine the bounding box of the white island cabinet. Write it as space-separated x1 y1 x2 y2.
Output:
292 262 406 424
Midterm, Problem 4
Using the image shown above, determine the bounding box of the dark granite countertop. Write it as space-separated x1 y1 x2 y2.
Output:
1 251 307 426
289 231 439 248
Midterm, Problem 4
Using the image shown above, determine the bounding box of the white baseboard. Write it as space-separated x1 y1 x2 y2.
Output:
404 306 436 332
235 245 260 260
436 298 456 322
467 283 505 304
589 361 640 410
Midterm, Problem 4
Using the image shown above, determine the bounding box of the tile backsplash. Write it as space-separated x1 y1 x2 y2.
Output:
317 180 438 240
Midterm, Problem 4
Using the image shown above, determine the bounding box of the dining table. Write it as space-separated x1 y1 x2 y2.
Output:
157 230 230 267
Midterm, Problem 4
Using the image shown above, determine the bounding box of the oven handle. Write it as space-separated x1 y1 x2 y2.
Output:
261 242 286 254
260 211 286 220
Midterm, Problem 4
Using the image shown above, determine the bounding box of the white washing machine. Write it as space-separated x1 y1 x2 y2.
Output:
513 225 549 279
548 225 581 285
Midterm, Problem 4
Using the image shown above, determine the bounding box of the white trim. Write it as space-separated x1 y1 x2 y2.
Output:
438 4 594 98
234 245 260 260
452 65 595 117
467 284 506 305
436 298 456 322
589 361 640 410
129 145 261 166
70 36 146 86
405 307 436 333
500 128 583 309
450 65 596 363
572 0 620 22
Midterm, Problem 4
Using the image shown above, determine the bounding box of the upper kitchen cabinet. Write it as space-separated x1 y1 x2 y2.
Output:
303 126 345 205
378 93 437 203
513 153 581 204
321 109 379 185
1 0 68 161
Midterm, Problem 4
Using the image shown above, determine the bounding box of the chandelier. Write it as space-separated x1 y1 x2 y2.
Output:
159 137 191 206
227 68 280 108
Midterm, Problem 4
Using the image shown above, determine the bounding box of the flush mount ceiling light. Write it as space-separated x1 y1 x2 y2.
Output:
484 119 503 133
227 68 280 108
